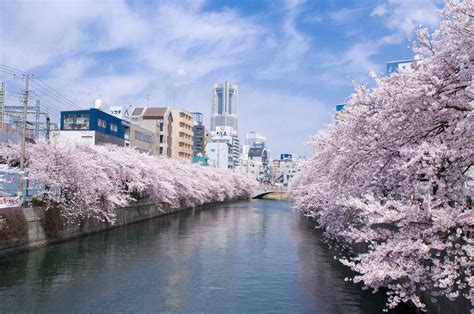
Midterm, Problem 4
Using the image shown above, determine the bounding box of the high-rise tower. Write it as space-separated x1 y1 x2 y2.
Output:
208 81 240 169
210 81 238 132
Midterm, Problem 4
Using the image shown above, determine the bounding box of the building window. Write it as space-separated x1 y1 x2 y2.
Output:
216 89 223 114
159 147 163 154
135 131 153 143
110 123 118 132
64 114 75 130
228 90 234 113
159 123 164 132
63 113 89 130
75 114 89 129
98 119 106 128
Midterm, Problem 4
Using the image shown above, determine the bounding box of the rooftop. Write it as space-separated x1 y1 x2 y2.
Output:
132 107 169 120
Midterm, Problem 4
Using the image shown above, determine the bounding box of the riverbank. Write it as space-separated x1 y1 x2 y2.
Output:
0 199 245 259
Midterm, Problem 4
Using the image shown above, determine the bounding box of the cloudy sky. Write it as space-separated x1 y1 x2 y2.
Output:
0 0 443 157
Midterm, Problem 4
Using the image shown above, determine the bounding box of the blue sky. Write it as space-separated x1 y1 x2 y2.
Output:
0 0 443 157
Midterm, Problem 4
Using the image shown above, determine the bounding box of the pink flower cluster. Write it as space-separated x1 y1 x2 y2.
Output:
0 142 256 223
292 1 473 311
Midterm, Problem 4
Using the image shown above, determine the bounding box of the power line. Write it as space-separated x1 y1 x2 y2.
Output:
29 86 77 111
35 77 78 107
0 65 27 75
0 64 87 126
0 68 21 77
0 68 18 77
1 64 80 112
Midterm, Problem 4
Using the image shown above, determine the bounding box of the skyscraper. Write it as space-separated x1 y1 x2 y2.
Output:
210 81 238 132
208 81 240 169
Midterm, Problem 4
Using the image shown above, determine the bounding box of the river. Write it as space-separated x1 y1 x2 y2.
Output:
0 200 415 313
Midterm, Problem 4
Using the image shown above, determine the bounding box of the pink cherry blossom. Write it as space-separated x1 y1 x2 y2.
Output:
292 0 473 311
0 142 256 224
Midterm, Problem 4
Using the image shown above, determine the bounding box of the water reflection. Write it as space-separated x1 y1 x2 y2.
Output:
0 200 415 313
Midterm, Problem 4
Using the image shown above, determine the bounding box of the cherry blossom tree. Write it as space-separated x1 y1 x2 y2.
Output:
0 142 256 224
292 0 473 311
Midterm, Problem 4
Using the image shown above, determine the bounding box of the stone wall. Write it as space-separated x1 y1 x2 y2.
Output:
0 201 185 259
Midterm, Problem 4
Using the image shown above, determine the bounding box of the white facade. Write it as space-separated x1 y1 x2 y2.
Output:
109 105 131 122
208 126 239 169
242 144 250 161
240 158 268 183
386 59 421 75
279 159 297 186
245 131 265 147
206 141 230 169
238 131 271 183
273 157 306 186
109 105 132 146
231 133 240 168
52 130 96 145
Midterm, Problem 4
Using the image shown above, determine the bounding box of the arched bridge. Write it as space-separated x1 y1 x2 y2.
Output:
252 187 288 199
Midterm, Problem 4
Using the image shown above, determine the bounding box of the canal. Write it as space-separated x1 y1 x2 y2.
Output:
0 200 415 313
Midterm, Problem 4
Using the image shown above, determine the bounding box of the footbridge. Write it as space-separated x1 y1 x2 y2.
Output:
252 186 288 199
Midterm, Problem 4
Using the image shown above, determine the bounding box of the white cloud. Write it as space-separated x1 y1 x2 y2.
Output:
371 4 388 16
309 31 403 89
0 1 154 70
0 0 444 156
257 0 310 79
0 0 268 108
380 33 403 44
375 0 443 37
329 7 364 22
140 3 265 80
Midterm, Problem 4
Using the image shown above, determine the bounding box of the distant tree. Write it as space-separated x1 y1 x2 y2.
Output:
291 1 473 311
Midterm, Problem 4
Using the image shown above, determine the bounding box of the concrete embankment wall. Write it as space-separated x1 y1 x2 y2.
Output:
0 201 187 259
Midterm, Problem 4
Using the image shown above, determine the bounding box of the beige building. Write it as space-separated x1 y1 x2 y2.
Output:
170 109 193 160
272 160 281 182
131 107 173 157
130 123 155 154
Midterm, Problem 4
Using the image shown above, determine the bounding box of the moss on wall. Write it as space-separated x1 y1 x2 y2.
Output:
0 207 28 246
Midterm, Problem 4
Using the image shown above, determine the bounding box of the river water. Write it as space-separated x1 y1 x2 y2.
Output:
0 200 415 313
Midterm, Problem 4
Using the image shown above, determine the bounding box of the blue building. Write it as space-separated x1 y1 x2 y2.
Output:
280 153 292 160
335 103 348 121
59 108 130 146
336 103 346 112
386 59 418 75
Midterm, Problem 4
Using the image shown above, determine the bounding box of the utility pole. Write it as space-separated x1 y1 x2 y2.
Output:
35 100 40 140
18 74 29 204
45 114 50 141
